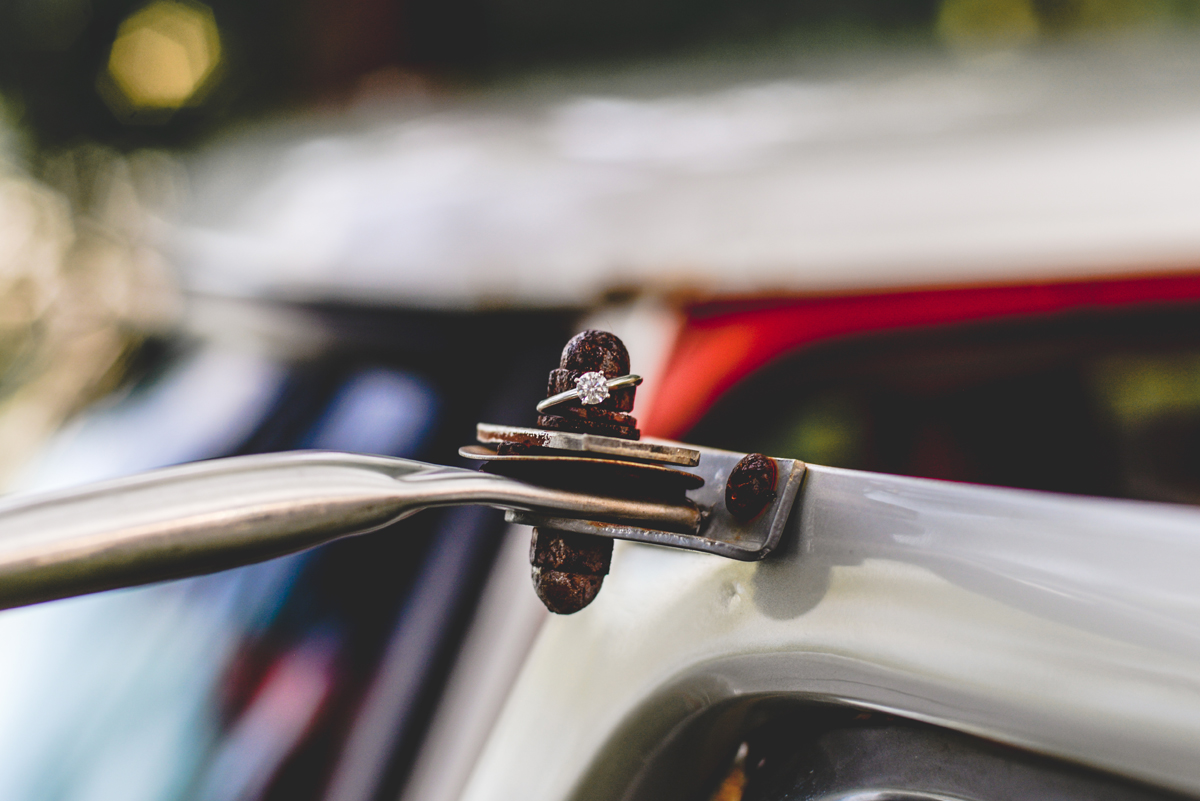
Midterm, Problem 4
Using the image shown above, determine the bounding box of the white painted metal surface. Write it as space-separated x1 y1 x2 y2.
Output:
461 464 1200 800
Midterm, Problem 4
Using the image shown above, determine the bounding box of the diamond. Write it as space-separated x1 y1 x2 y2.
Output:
575 371 610 405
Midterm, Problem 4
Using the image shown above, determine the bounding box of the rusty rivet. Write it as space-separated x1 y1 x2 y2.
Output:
725 453 778 523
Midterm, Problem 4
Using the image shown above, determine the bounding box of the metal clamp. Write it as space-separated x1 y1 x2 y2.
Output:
466 424 805 561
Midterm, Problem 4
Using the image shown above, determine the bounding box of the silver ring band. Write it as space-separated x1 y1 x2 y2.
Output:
536 373 642 414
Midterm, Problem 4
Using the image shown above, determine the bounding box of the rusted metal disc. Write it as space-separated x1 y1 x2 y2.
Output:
459 445 704 494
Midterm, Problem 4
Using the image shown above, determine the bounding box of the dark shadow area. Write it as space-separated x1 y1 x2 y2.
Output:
618 696 1189 801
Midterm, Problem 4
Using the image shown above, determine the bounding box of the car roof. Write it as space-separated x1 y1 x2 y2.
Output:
168 39 1200 309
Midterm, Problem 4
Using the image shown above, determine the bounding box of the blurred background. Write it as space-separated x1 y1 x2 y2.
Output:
5 0 1200 800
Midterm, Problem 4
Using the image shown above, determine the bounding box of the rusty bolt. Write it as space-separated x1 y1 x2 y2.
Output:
725 453 778 523
530 529 611 614
525 330 641 615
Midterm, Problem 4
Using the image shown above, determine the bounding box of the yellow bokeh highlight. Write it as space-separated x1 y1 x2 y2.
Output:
936 0 1040 49
107 0 221 111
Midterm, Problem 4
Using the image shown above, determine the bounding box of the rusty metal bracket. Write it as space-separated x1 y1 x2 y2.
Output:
467 425 806 561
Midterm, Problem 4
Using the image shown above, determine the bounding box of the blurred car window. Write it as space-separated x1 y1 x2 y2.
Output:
0 307 569 801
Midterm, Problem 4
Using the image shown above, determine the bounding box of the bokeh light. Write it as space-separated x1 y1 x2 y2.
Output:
103 0 221 116
936 0 1040 48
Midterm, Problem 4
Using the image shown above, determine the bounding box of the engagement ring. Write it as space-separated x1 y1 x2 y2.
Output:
536 373 643 414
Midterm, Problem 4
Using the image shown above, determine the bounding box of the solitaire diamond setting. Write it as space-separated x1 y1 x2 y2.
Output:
575 372 610 405
535 372 642 413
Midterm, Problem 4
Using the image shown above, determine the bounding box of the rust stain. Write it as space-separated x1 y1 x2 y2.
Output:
707 765 745 801
494 429 552 448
